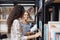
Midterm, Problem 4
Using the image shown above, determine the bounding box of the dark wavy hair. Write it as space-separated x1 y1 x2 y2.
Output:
7 5 25 33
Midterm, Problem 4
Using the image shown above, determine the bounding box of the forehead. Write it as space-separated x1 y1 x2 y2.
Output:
24 12 28 15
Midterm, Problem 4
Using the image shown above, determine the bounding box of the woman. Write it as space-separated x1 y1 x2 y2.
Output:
7 5 40 40
20 11 33 36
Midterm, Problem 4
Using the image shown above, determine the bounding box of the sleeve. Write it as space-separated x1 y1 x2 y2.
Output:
30 24 37 32
12 19 22 40
21 36 27 40
12 19 27 40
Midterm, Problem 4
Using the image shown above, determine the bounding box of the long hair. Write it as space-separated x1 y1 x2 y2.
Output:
7 5 25 33
26 11 33 20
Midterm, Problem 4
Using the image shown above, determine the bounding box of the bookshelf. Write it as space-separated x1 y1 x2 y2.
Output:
0 7 13 34
0 7 13 22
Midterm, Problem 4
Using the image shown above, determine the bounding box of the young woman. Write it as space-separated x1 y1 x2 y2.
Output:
19 11 33 36
7 5 40 40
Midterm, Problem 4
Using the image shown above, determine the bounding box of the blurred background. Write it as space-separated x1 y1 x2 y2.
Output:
0 0 60 40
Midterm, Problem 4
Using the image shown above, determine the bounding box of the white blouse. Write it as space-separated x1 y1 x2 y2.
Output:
11 19 27 40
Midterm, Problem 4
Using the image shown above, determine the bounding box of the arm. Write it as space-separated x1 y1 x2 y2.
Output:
30 24 37 32
12 19 22 40
26 31 41 40
12 20 40 40
25 30 34 36
12 20 28 40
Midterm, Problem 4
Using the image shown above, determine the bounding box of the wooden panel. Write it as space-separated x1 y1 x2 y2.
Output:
53 0 60 3
45 0 60 3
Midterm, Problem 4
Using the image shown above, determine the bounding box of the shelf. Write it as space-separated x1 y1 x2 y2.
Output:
53 0 60 3
0 32 8 34
45 0 60 3
0 19 7 22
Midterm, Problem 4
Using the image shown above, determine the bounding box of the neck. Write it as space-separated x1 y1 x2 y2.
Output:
22 19 28 24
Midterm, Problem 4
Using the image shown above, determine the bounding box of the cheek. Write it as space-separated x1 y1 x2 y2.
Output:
23 15 26 18
24 15 28 18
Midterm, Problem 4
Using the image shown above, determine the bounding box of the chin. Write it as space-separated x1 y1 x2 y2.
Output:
25 19 28 20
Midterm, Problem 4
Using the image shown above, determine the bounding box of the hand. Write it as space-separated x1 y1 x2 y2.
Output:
26 32 31 35
35 32 41 38
26 32 34 36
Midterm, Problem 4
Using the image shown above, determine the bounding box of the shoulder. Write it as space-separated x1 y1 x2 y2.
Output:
12 19 20 27
13 19 20 25
13 19 19 23
12 19 20 29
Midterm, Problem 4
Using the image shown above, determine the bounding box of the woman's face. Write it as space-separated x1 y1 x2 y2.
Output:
23 12 29 20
